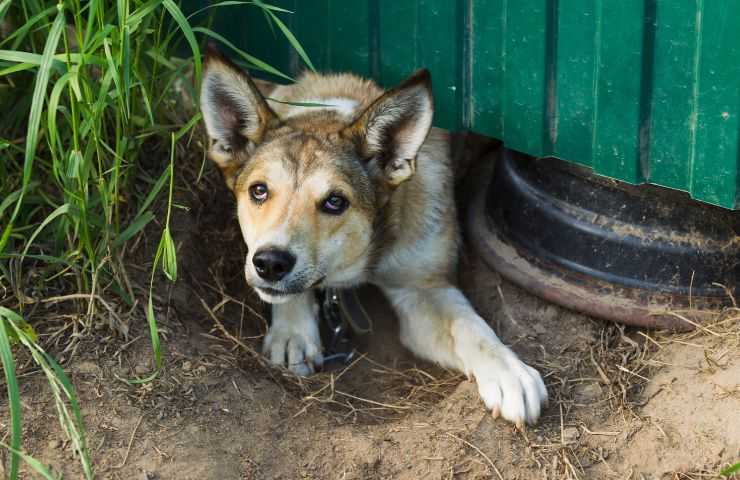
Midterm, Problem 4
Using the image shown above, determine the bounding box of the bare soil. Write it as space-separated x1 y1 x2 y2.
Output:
2 149 739 480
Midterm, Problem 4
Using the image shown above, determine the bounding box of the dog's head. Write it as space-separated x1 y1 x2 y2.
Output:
200 47 433 304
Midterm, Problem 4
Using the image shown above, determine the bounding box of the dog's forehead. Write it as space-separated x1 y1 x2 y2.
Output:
236 130 375 208
251 132 358 181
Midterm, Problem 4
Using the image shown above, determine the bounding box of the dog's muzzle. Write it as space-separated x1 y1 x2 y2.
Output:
252 248 296 282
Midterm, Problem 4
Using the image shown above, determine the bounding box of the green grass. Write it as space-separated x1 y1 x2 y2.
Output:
723 462 740 477
0 0 310 477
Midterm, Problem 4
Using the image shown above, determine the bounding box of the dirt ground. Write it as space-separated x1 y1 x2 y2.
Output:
2 146 739 480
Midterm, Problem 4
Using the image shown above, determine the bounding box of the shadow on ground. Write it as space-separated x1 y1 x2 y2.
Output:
2 139 738 480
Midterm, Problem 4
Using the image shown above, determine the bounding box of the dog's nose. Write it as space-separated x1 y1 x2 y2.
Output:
252 249 296 282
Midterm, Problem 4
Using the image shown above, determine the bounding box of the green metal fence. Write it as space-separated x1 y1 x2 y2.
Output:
201 1 740 210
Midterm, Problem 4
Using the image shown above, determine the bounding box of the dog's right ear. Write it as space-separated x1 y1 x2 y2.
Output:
200 44 279 189
342 69 433 189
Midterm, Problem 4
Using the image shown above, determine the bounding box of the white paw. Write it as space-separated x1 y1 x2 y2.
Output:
469 346 548 427
262 323 323 376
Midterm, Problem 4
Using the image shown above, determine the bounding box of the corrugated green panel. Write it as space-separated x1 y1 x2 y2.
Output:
591 0 646 183
377 1 462 130
417 0 462 130
691 1 740 208
502 0 548 155
244 0 294 81
218 0 740 209
377 2 418 88
291 1 330 74
470 0 504 138
553 1 597 168
647 0 697 190
326 0 370 76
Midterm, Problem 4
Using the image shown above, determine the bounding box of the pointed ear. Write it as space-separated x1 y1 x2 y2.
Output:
200 44 279 189
343 69 434 187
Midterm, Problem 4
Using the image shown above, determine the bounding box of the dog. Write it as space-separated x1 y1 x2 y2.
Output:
199 46 548 426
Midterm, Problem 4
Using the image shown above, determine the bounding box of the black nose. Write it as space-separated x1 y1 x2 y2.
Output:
252 249 296 282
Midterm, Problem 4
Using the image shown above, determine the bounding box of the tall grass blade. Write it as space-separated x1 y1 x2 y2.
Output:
0 4 65 255
113 211 155 248
186 1 294 21
1 307 93 478
40 352 93 478
20 203 70 260
193 27 292 81
0 187 28 219
161 227 177 281
162 0 201 86
0 0 11 22
103 38 127 121
134 165 171 219
146 293 162 369
0 443 59 480
722 462 740 477
0 310 23 479
0 62 37 76
0 50 98 66
46 71 76 159
0 5 55 49
128 0 164 32
258 2 315 72
174 111 202 141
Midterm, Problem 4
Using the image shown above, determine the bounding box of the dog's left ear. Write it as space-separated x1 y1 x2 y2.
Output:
344 69 434 187
200 44 279 189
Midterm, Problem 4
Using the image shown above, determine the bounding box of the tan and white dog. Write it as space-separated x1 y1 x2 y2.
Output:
200 47 548 426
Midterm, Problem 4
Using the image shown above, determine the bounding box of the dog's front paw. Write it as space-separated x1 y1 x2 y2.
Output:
262 322 323 376
469 346 548 427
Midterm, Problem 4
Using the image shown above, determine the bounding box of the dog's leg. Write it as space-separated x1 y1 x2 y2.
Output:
262 292 323 376
382 285 547 426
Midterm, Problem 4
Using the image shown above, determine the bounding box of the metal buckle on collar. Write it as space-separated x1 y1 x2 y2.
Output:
317 287 374 368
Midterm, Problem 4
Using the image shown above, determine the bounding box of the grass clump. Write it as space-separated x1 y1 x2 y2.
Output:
0 0 305 477
0 0 204 474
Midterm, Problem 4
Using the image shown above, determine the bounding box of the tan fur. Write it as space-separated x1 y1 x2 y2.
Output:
269 71 383 117
200 50 548 426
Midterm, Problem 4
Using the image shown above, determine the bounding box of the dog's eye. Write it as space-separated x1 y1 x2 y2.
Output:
321 193 349 215
249 183 268 203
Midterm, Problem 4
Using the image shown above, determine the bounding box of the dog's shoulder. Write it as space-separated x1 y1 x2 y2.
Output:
372 127 459 285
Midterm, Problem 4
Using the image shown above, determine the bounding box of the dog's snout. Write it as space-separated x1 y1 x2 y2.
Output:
252 249 296 282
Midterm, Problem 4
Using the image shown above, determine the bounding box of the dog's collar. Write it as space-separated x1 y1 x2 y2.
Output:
317 287 373 367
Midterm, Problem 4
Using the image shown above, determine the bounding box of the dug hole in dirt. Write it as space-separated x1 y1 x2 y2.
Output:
2 132 739 480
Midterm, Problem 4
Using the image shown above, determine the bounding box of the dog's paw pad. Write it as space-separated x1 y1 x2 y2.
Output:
472 349 548 426
263 326 323 376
